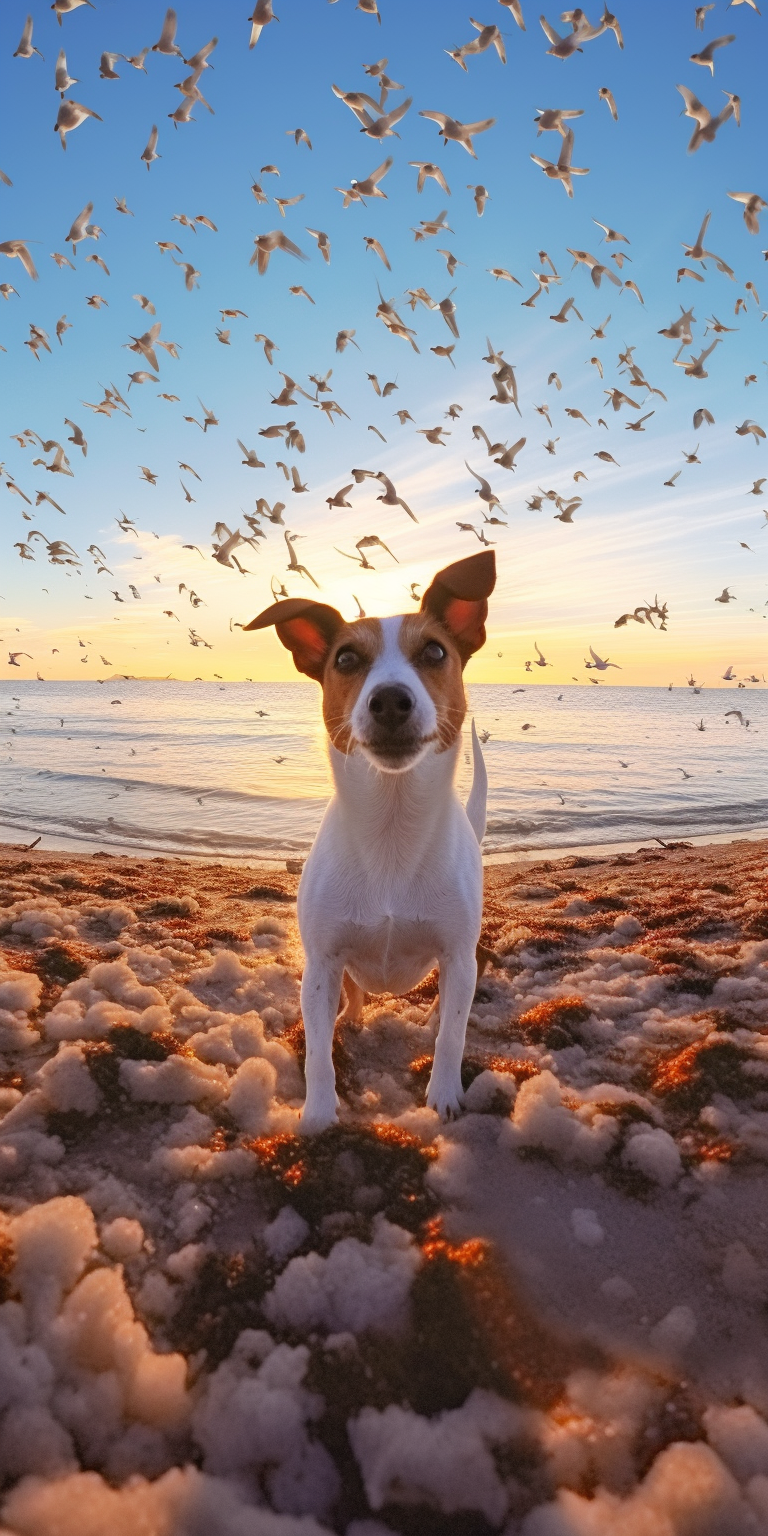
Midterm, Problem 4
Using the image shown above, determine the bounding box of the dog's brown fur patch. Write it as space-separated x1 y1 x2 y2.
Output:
320 618 384 754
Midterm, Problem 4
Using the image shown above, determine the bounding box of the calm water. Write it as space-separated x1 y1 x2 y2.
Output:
0 680 765 863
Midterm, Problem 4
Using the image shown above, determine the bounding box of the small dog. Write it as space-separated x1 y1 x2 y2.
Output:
245 548 496 1131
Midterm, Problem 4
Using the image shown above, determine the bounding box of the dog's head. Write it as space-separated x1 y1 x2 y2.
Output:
244 550 495 773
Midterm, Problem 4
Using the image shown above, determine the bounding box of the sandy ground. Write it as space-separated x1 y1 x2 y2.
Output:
1 836 768 1535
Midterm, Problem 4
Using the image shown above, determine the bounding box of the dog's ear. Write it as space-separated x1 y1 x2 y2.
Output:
243 598 345 680
421 550 496 661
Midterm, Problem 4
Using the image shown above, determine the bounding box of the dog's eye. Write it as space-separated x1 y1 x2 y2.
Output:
334 648 361 673
420 641 446 664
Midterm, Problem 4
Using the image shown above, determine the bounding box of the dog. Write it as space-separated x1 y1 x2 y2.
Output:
245 548 496 1131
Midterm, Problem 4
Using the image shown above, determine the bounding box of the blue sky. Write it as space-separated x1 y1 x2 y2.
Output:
1 0 766 685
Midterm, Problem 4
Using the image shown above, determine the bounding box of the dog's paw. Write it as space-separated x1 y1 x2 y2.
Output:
426 1077 465 1120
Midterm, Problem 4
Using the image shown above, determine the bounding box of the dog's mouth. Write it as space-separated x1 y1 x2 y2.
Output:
355 729 438 773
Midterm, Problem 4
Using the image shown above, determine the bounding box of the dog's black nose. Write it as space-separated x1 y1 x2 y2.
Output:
368 684 414 730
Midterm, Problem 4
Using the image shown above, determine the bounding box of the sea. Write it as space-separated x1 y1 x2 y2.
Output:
0 680 765 865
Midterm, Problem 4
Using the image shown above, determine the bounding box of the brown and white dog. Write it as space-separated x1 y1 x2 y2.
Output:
245 548 496 1131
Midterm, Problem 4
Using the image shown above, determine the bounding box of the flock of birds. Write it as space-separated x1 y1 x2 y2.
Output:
1 0 766 694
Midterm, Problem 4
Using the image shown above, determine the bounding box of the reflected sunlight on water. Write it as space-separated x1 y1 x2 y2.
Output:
0 679 765 861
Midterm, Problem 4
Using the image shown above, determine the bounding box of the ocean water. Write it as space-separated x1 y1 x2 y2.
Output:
0 680 765 863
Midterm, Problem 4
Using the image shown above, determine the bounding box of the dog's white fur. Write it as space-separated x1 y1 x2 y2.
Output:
296 615 486 1132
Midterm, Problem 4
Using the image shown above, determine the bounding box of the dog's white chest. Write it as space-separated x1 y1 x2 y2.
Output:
342 912 443 996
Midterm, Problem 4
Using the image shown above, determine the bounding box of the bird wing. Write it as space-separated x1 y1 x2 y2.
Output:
677 84 710 124
539 15 564 43
380 96 412 128
464 460 490 493
368 155 394 184
557 129 574 169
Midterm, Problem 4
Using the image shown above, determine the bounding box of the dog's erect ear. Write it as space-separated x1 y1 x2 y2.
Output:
420 550 496 661
243 598 345 680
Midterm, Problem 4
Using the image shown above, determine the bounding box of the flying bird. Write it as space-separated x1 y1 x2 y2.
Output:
55 99 102 151
419 111 496 158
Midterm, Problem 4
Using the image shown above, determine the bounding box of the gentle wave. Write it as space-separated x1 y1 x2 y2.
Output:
1 680 765 862
32 768 326 808
0 808 310 857
486 801 768 838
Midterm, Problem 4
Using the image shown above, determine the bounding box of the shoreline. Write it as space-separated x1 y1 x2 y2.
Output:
1 824 766 872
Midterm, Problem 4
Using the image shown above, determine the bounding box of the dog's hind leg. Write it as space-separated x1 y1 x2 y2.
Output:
423 943 494 1033
338 970 365 1024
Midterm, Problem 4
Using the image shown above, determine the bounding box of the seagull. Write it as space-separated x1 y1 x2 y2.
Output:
673 339 720 378
306 228 331 264
363 235 390 269
465 463 504 511
456 522 494 545
419 111 495 158
141 125 160 171
152 8 183 56
676 84 735 151
715 588 735 602
172 257 200 291
534 107 584 136
284 530 319 587
0 241 38 282
448 18 507 68
598 86 618 120
250 231 306 274
410 161 451 195
55 99 102 151
234 438 265 474
689 33 736 75
538 13 586 57
735 420 766 445
530 129 588 197
585 647 621 671
248 0 278 47
494 437 526 470
344 157 395 208
376 472 417 522
326 484 354 509
550 296 583 323
14 15 44 59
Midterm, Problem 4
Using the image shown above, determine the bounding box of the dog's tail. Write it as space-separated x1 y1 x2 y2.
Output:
465 717 487 845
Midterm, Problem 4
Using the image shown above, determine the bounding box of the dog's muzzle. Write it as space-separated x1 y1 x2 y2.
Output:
362 684 423 766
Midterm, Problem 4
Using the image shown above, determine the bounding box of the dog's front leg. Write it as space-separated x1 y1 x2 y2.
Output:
426 953 477 1119
299 953 345 1133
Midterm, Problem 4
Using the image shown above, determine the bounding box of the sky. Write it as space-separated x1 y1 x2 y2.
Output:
0 0 766 687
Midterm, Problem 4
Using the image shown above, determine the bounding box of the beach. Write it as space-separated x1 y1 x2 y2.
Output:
2 833 768 1533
